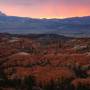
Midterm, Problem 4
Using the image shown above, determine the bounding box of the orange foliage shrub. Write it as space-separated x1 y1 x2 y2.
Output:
71 78 90 89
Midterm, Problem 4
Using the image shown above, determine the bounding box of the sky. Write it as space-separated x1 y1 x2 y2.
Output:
0 0 90 18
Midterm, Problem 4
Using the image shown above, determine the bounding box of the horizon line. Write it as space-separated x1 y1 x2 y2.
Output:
5 14 90 19
1 11 89 19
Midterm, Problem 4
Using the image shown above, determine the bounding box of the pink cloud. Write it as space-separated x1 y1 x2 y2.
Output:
0 0 89 18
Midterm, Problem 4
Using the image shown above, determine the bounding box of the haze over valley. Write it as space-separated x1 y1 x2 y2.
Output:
0 11 90 37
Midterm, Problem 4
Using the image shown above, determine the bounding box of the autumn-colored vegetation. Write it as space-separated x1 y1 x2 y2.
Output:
0 33 90 90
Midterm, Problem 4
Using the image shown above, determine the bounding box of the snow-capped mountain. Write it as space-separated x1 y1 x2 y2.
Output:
0 11 7 16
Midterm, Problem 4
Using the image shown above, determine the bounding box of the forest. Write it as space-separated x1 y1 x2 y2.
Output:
0 33 90 90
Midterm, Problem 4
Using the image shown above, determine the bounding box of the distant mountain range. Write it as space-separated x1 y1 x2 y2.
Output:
0 11 90 37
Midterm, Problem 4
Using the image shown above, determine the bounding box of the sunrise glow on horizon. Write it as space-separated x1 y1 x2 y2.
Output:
0 0 90 19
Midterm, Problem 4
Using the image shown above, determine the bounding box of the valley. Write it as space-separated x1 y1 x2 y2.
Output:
0 12 90 37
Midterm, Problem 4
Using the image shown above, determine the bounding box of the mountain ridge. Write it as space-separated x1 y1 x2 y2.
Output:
0 11 90 37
